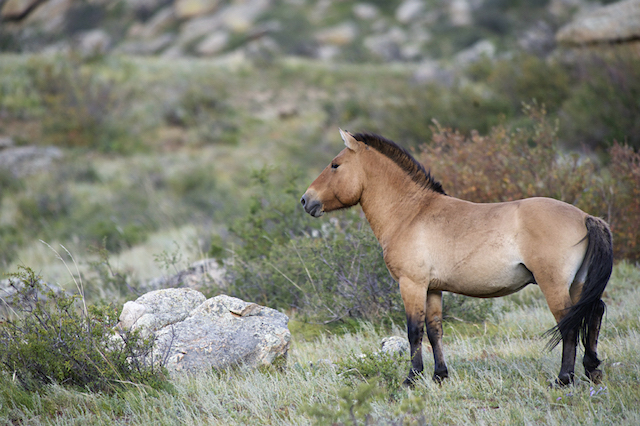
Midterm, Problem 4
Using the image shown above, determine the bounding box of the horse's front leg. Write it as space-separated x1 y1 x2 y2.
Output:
399 277 426 386
426 290 448 383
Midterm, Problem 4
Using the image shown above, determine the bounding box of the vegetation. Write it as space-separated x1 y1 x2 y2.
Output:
0 266 169 394
0 262 638 424
0 15 639 421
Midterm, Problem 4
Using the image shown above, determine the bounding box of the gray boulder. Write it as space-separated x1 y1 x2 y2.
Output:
118 289 291 374
556 0 640 45
380 336 409 356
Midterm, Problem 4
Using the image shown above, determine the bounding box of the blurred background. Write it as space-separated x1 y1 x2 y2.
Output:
0 0 639 322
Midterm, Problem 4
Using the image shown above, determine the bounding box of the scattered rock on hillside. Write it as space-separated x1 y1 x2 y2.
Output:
556 0 640 45
146 258 227 291
0 136 15 150
0 145 63 178
454 39 496 66
380 336 409 356
0 276 64 316
118 289 291 373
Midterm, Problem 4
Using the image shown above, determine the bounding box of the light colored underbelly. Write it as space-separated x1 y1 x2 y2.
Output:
431 263 536 298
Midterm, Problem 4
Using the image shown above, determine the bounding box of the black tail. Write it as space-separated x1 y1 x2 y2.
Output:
546 216 613 350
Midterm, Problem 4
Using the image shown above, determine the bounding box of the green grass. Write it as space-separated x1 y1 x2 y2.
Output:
1 263 639 425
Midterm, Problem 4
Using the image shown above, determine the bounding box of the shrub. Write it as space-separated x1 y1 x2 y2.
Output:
604 143 640 262
560 53 640 151
0 267 168 393
420 103 597 204
26 53 140 153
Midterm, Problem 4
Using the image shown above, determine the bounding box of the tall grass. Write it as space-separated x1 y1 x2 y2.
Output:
1 263 639 425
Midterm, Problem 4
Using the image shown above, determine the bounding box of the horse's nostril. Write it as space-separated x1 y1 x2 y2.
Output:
300 195 307 207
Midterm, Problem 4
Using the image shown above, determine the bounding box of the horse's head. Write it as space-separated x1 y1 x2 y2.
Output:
300 129 366 217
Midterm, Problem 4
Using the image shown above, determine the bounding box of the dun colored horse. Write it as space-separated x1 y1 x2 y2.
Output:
301 129 613 386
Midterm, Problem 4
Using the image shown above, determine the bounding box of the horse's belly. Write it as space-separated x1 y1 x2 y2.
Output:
435 262 535 298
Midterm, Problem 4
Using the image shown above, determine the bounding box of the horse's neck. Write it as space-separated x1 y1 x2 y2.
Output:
359 166 435 249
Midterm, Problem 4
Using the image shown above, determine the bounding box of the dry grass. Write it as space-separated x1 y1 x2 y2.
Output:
2 263 639 425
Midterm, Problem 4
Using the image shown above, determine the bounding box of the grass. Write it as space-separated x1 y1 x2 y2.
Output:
1 263 639 425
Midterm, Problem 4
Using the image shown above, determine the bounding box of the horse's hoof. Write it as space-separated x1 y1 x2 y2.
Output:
403 369 422 387
586 369 603 384
432 372 448 385
550 373 574 388
403 376 416 387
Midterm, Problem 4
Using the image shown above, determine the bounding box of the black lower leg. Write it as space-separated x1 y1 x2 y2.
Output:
557 328 578 386
404 315 424 385
584 300 605 383
426 317 448 383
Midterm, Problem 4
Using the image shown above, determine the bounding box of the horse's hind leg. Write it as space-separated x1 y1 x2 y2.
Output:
426 290 448 383
539 277 578 386
583 299 605 383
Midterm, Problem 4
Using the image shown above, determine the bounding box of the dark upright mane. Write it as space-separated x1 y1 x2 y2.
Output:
352 132 446 195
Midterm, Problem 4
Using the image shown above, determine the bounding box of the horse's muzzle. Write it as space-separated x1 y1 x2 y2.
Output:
300 193 324 217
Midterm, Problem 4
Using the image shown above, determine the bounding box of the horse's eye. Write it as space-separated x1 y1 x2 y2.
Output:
331 163 339 169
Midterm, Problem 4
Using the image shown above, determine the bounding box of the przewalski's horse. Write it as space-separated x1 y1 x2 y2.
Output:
301 129 613 386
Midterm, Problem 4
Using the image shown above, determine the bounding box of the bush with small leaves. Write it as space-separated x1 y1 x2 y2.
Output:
0 267 169 393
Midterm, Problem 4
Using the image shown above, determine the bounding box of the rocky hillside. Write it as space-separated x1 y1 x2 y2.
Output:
1 0 626 62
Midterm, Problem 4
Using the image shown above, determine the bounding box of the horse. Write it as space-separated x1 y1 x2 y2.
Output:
300 129 613 386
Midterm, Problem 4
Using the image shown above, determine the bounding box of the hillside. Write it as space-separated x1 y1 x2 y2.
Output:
0 0 587 60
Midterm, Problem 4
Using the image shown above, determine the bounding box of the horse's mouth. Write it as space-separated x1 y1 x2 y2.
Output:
300 194 324 217
305 202 324 217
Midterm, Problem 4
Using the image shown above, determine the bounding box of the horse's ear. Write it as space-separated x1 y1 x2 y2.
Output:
339 128 362 151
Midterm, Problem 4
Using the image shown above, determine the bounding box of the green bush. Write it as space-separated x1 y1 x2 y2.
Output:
0 267 168 393
560 53 640 151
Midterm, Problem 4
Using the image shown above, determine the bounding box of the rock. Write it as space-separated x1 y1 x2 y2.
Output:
412 59 452 85
353 3 379 21
0 0 45 21
396 0 425 24
315 21 357 46
519 20 556 56
120 288 206 334
22 0 72 34
128 6 177 40
74 29 111 56
380 336 409 356
0 276 64 316
0 136 15 150
174 0 221 19
0 146 63 178
364 27 406 61
174 14 222 49
454 39 495 66
449 0 472 27
196 30 229 55
219 0 271 33
556 0 640 45
146 258 227 291
118 290 291 373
